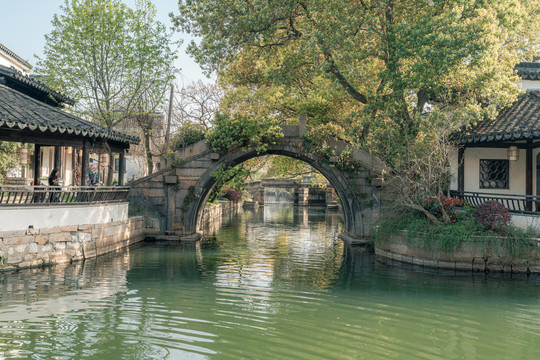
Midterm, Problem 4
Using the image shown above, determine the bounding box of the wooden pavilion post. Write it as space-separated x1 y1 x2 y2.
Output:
458 147 465 196
33 144 41 186
118 150 126 186
526 140 533 211
81 140 89 186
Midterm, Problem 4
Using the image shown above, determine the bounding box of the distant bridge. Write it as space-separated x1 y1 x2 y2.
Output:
128 121 389 244
244 179 338 206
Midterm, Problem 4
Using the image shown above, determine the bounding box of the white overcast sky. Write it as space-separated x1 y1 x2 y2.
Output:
0 0 209 85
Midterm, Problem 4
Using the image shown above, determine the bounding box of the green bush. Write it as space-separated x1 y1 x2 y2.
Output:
205 113 283 154
374 211 538 257
172 123 206 150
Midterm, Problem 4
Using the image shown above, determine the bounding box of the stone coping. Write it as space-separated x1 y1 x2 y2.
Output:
375 233 540 274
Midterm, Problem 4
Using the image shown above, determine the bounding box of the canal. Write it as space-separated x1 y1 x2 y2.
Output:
1 205 539 359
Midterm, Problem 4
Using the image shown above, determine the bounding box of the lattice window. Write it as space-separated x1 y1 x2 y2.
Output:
479 159 509 189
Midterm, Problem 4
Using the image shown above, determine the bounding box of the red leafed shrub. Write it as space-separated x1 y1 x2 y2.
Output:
223 188 242 202
474 200 511 231
423 195 464 223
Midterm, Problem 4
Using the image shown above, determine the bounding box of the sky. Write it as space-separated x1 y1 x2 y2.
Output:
0 0 210 85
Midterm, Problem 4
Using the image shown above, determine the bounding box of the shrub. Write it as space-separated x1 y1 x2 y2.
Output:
172 123 206 150
422 195 464 223
474 200 511 231
223 188 242 202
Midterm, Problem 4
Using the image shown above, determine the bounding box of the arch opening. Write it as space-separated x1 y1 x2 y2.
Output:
184 145 363 239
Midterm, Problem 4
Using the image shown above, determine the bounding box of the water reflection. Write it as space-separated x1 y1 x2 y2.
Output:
0 205 539 359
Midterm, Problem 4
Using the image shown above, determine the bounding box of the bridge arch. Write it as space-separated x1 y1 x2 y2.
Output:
128 126 386 243
185 143 371 242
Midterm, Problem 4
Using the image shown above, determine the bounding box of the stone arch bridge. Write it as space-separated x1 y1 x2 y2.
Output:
128 124 389 244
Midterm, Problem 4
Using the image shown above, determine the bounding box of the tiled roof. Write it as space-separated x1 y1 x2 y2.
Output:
0 65 74 107
458 90 540 144
0 83 139 145
0 43 32 70
515 62 540 81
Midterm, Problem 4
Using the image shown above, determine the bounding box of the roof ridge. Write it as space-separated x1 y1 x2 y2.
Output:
0 65 74 106
0 43 32 70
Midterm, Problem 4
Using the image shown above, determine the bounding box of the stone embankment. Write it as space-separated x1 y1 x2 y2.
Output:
376 234 540 274
0 217 144 272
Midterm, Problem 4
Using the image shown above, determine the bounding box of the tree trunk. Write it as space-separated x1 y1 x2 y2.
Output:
145 131 153 175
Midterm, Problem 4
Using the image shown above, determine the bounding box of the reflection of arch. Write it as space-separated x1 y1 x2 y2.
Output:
184 143 366 239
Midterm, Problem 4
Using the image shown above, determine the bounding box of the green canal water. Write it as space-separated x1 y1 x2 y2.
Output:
1 205 540 359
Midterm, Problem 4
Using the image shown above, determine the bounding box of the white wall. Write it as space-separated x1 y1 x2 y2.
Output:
450 146 540 196
519 80 540 90
0 203 128 232
0 52 31 74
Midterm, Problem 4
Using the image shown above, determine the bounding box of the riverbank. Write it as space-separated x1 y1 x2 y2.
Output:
375 232 540 274
0 216 144 272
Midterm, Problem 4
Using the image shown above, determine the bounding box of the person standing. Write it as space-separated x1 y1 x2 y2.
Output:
48 168 60 202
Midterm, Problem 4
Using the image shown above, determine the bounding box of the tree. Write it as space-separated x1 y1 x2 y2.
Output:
173 0 540 212
172 80 223 131
0 142 18 183
172 0 539 161
130 0 177 175
36 0 177 183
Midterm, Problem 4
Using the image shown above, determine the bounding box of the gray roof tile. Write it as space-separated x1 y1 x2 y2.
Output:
459 90 540 144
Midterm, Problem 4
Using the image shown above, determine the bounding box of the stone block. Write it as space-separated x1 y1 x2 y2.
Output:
40 227 63 235
2 235 34 245
6 256 22 264
472 257 485 272
176 167 207 178
164 175 178 184
28 243 38 254
454 261 472 271
40 244 53 253
143 188 165 197
79 233 92 244
50 232 71 243
60 225 78 232
528 263 540 274
15 244 28 254
53 242 66 250
0 230 25 238
35 236 49 245
210 153 220 160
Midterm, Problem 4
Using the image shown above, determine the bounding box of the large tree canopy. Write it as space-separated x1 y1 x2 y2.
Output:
172 0 539 163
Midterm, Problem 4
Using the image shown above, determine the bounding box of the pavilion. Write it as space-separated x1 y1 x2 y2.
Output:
0 64 138 186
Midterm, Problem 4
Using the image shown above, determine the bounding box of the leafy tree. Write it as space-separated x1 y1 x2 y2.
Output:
36 0 177 183
173 0 539 212
172 0 539 160
0 142 18 183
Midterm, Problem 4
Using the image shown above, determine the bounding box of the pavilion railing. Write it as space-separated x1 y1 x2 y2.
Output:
0 185 130 206
449 190 540 214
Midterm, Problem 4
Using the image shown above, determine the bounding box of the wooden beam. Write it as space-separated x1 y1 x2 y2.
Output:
33 144 41 186
458 147 464 195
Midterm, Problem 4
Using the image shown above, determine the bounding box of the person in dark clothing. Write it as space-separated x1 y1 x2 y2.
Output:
48 168 60 202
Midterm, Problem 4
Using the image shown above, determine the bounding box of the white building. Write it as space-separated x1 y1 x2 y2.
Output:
450 61 540 227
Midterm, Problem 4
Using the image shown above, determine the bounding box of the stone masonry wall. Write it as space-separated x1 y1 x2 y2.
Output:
0 216 144 272
376 234 540 273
